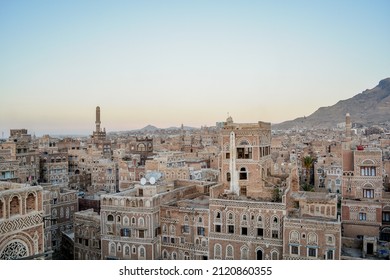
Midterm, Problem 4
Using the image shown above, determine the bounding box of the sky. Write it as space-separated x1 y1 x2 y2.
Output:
1 0 390 137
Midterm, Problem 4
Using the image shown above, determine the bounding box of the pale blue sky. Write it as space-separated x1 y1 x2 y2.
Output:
1 0 389 136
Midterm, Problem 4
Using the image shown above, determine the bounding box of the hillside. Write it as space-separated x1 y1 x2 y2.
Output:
273 78 390 130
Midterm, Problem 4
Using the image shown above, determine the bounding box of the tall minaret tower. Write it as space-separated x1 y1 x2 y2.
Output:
343 113 352 150
345 113 351 139
95 106 101 133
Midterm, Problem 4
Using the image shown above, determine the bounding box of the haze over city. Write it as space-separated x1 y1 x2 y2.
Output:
1 0 390 137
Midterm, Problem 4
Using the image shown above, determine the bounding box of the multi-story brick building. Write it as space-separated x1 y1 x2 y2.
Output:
99 179 212 260
74 208 101 260
42 185 78 255
341 113 388 257
208 184 285 260
0 130 40 184
219 116 273 199
160 192 210 260
314 155 342 193
284 169 341 260
39 152 69 186
0 149 19 183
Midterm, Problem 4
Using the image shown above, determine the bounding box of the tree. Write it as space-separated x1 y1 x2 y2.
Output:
302 155 314 186
301 183 314 192
272 188 281 202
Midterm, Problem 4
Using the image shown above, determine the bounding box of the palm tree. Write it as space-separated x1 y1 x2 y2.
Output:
302 155 314 187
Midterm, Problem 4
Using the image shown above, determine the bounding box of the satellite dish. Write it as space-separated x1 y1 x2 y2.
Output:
140 178 146 185
149 177 156 185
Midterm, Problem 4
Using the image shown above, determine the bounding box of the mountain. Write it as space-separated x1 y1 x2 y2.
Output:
108 125 200 136
139 125 198 132
139 125 159 132
272 78 390 130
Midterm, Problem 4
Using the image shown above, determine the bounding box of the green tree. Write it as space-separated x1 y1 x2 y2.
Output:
302 155 314 187
301 183 314 192
272 188 281 202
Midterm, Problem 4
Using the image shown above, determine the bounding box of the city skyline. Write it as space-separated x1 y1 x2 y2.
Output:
1 0 390 137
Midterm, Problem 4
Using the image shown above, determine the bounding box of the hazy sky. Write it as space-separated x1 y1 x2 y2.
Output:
1 0 389 137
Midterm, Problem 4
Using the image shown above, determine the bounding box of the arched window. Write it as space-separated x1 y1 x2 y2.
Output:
0 241 28 260
124 245 130 256
139 246 145 259
308 232 318 245
214 244 222 259
289 231 300 243
26 193 36 213
10 196 20 216
271 250 279 260
226 245 234 259
138 217 144 227
109 242 116 256
239 167 248 180
123 216 129 226
271 216 279 239
107 214 114 222
137 143 146 152
240 246 248 260
163 250 168 259
256 249 263 260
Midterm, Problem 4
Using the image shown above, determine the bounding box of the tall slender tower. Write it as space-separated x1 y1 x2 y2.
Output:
343 113 352 150
92 106 106 141
96 106 101 133
345 113 351 139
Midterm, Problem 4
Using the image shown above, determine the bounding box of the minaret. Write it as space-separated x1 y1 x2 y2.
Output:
345 113 351 139
343 113 352 150
229 131 239 195
95 106 101 132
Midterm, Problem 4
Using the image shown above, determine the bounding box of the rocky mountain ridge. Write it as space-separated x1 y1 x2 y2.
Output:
272 78 390 130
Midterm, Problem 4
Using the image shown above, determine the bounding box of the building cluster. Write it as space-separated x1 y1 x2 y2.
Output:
1 107 390 260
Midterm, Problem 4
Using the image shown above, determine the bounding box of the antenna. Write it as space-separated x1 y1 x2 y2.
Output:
149 176 156 185
140 178 146 185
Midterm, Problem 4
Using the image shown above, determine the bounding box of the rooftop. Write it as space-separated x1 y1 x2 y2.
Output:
0 182 42 193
